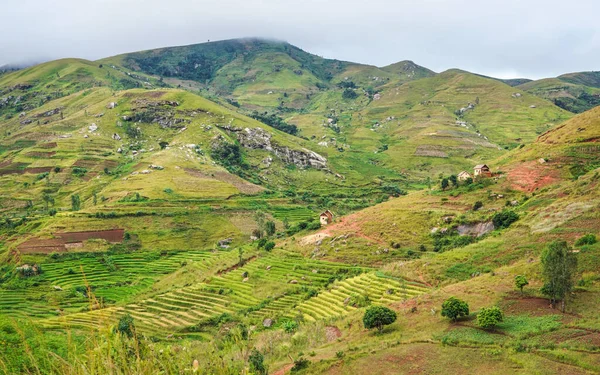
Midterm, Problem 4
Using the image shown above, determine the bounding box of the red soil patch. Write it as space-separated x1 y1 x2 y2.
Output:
39 142 57 149
73 159 101 168
505 161 561 192
501 296 559 316
318 212 385 245
271 363 294 375
325 326 342 342
18 229 124 253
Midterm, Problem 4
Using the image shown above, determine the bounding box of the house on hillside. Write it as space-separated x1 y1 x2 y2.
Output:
457 171 472 181
474 164 492 177
320 210 334 225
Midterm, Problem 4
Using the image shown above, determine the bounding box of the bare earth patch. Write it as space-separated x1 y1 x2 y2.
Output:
505 160 561 192
184 168 264 195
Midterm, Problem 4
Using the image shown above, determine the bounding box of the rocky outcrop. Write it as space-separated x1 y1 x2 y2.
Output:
457 222 494 237
217 125 328 170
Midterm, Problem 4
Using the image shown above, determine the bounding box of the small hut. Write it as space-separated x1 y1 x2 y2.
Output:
319 210 334 225
474 164 491 177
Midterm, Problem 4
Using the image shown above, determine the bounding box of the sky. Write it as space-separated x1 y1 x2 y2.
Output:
1 0 599 79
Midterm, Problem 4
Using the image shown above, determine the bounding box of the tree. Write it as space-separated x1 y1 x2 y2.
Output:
42 193 54 211
238 248 245 266
265 221 276 236
342 88 358 100
477 306 503 330
71 194 81 211
264 241 275 251
492 210 519 229
515 275 529 294
254 211 266 238
441 297 469 322
248 349 268 375
541 240 578 312
283 217 290 230
363 306 397 333
441 178 449 190
116 314 135 338
449 175 458 187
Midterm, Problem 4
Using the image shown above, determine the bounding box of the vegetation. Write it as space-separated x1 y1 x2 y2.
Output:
541 241 578 312
514 275 529 294
363 306 397 332
441 297 470 322
0 38 597 375
477 306 503 330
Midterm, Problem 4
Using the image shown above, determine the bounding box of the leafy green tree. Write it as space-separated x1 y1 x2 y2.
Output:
254 211 266 238
238 248 245 266
248 349 268 375
342 88 358 100
116 314 135 338
441 297 469 322
492 210 519 229
441 178 449 190
477 306 503 330
541 240 578 312
265 220 276 236
42 193 54 211
264 241 275 251
449 175 458 187
283 217 290 230
515 275 529 294
363 306 397 333
70 194 81 211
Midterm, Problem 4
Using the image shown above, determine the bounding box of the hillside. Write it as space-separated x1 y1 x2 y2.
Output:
0 39 599 375
517 72 600 113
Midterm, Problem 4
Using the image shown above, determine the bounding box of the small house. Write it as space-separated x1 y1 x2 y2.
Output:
320 210 334 225
474 164 491 177
457 171 472 181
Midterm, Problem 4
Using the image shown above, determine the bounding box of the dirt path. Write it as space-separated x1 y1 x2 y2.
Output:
271 363 294 375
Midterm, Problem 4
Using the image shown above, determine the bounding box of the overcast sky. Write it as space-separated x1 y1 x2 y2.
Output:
2 0 599 79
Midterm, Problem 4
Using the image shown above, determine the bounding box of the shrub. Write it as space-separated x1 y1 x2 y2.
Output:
363 306 397 333
473 201 483 211
264 241 275 251
257 238 267 248
291 357 310 372
441 297 469 322
342 88 358 100
492 210 519 229
71 167 87 177
265 221 276 236
441 178 449 190
515 275 529 294
575 234 597 246
248 349 268 375
335 351 345 359
116 314 135 338
281 320 299 333
477 306 503 330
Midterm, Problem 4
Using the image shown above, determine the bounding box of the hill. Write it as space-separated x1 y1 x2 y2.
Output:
0 38 598 375
517 72 600 113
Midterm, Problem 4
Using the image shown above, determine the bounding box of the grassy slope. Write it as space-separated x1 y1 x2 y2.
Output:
517 73 600 114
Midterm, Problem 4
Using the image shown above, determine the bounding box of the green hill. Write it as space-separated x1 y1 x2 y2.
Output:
517 72 600 113
0 38 599 375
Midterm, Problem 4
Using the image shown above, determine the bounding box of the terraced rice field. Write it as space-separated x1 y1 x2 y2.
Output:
0 250 241 319
293 272 429 321
35 254 426 335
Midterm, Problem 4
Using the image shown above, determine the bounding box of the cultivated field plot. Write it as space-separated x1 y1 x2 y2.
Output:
0 249 240 319
293 272 429 321
38 254 428 334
